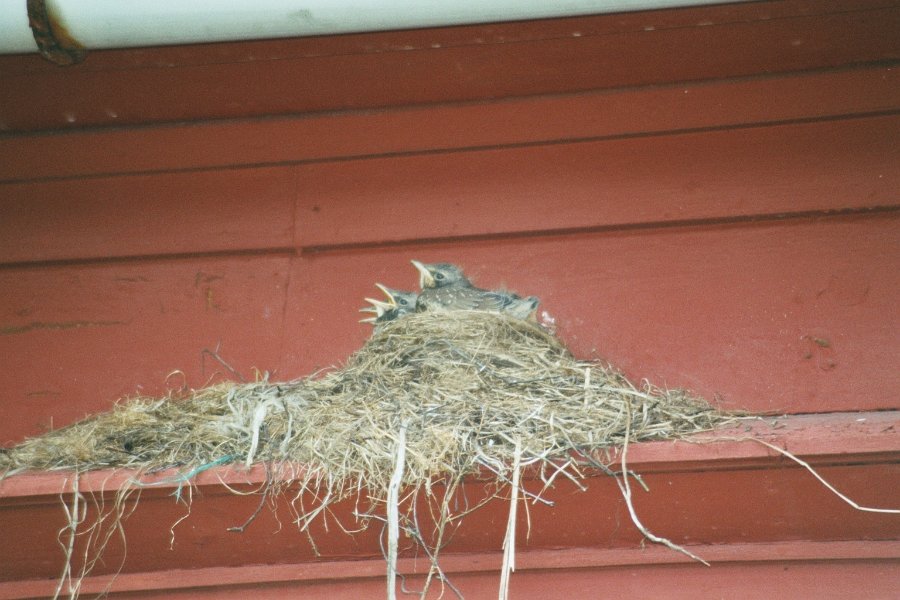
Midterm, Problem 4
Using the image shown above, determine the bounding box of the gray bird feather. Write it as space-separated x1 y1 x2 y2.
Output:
410 261 540 319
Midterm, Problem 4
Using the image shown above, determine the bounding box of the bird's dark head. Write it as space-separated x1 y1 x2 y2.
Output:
375 284 418 311
411 261 469 289
360 284 419 324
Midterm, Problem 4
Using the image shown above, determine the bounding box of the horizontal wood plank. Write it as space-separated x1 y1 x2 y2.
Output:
282 213 900 414
0 257 292 445
1 214 895 445
0 2 897 132
2 115 897 266
294 115 900 248
0 167 295 264
1 412 897 587
1 66 898 183
2 545 898 599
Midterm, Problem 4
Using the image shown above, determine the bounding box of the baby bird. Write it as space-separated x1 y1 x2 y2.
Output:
359 284 418 327
410 261 539 319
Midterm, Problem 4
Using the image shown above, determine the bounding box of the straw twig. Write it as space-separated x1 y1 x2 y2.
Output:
615 400 710 566
499 439 522 600
387 420 409 600
750 438 900 514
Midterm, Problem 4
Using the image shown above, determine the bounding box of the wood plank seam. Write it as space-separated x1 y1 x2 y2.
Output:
0 248 297 272
298 206 900 255
0 206 896 270
0 206 896 269
1 541 897 599
3 105 899 186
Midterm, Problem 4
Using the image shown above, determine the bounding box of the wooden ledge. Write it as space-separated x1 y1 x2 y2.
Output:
2 540 899 600
1 411 897 596
2 410 897 499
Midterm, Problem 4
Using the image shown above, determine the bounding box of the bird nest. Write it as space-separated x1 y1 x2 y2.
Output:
0 311 734 596
1 311 727 482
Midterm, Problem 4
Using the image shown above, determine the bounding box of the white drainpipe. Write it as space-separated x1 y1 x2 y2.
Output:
2 0 744 58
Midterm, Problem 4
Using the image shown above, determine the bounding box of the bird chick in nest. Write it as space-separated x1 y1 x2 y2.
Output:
359 284 418 328
410 260 540 320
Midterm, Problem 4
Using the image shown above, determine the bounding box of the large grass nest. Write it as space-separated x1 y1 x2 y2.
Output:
1 311 728 483
1 311 737 597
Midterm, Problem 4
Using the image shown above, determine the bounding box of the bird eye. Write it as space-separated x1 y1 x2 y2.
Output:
398 298 407 306
435 273 445 280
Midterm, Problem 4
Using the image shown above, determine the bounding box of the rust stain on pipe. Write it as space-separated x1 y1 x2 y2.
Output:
27 0 87 65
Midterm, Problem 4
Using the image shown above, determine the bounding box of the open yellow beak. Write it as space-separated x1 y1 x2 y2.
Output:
374 283 398 308
410 260 434 289
362 298 391 313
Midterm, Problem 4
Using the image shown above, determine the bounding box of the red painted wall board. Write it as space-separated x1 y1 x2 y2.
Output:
5 558 899 599
0 167 295 265
1 3 897 132
1 460 897 582
282 214 900 414
3 114 898 266
1 214 895 444
0 257 291 445
294 115 900 248
2 412 897 594
502 561 900 600
3 65 898 183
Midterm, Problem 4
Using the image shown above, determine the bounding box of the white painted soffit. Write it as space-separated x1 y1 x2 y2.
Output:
0 0 747 55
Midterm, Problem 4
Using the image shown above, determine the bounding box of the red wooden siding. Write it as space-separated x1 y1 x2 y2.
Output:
2 211 897 442
2 96 898 442
0 0 898 597
1 65 897 183
5 546 899 599
1 0 898 132
3 466 898 585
